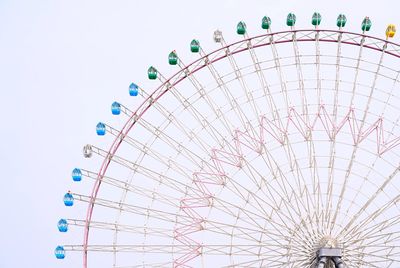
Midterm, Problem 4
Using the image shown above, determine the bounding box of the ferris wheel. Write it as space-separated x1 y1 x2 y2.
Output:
56 13 400 267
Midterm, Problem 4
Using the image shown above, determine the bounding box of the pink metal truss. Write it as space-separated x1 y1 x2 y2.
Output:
172 105 400 267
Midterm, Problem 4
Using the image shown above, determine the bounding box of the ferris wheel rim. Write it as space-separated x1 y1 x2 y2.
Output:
81 28 400 267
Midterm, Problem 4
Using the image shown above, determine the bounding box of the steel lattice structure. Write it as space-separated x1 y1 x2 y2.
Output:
57 15 400 268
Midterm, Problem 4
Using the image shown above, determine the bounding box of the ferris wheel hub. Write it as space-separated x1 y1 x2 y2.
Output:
319 236 338 248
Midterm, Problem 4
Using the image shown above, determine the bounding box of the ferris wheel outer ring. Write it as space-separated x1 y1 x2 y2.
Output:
82 28 400 267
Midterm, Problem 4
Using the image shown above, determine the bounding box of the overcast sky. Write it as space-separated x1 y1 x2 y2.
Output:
1 0 399 267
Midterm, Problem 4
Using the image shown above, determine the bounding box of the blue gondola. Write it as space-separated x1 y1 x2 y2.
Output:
111 101 121 115
63 192 74 206
57 219 68 232
54 246 65 259
96 122 106 136
72 168 82 182
129 83 139 96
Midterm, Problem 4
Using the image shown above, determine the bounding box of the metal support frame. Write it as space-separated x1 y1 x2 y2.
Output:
79 29 400 267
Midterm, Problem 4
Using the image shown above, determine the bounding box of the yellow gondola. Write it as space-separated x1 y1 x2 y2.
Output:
386 24 396 38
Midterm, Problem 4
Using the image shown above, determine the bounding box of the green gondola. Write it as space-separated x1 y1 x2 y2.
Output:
262 16 271 30
237 21 246 35
168 51 178 65
287 13 296 26
148 66 157 80
337 14 347 28
361 17 372 32
190 39 200 53
312 12 321 26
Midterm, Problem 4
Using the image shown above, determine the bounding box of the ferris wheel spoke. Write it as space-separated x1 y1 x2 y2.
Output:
330 48 388 230
245 33 281 124
351 230 400 252
220 256 292 267
177 198 292 246
262 39 317 192
176 58 237 139
73 193 194 223
146 113 219 166
292 31 309 123
114 261 174 268
339 160 400 237
216 167 312 240
201 244 285 256
221 159 295 223
177 169 303 244
67 219 174 237
340 136 393 229
377 67 400 153
136 84 229 157
78 169 182 207
85 145 202 197
379 68 400 152
208 196 278 229
292 33 324 220
65 243 290 257
346 246 400 265
344 222 400 258
139 82 258 167
344 259 381 268
259 140 318 221
213 197 269 232
137 116 206 162
349 34 365 107
292 32 322 214
315 31 322 104
324 31 343 232
347 215 400 244
352 243 400 257
202 221 270 243
64 244 186 254
199 48 258 134
269 34 290 113
206 185 308 243
163 88 230 149
103 123 208 179
257 153 314 225
243 157 311 224
340 194 400 242
217 34 263 137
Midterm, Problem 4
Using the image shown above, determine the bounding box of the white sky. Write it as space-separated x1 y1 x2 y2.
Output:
1 0 400 267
